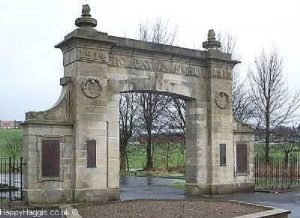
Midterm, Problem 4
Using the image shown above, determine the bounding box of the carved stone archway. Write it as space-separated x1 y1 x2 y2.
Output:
22 5 254 204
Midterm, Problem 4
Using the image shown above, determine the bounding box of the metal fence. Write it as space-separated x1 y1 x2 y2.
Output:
0 157 23 201
254 155 300 189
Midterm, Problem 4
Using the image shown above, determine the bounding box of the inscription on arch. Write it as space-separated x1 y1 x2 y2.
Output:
77 48 207 77
212 67 232 79
174 64 205 77
76 48 232 80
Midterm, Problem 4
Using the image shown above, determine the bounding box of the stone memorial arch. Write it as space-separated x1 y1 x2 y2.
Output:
22 5 254 204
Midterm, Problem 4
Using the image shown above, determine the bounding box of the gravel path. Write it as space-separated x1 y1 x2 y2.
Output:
76 199 267 218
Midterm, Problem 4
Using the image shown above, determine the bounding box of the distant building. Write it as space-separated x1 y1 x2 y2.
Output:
138 133 185 145
0 120 22 129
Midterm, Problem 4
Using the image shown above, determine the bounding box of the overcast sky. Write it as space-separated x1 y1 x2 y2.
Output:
0 0 299 121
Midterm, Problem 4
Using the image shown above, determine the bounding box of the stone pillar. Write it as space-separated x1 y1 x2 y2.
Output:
185 98 210 195
186 30 237 195
205 59 235 194
55 6 120 202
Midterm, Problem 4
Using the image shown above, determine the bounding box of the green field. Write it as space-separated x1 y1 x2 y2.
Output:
0 129 22 157
254 143 300 158
126 143 185 172
125 142 300 174
2 129 299 167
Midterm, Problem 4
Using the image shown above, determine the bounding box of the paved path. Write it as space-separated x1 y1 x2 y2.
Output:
120 176 300 217
2 176 299 217
224 192 300 218
120 176 185 200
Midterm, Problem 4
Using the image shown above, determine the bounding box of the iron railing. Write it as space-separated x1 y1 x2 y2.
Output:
0 157 23 201
254 155 300 189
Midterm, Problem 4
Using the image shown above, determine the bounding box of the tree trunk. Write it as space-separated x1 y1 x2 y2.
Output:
145 131 153 170
120 144 127 171
284 152 289 169
166 143 170 170
265 136 270 164
126 153 130 171
265 112 270 164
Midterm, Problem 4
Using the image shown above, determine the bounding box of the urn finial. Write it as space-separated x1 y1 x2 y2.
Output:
75 4 97 28
202 29 221 50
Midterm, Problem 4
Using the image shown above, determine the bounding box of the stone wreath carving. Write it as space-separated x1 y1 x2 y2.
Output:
215 92 229 109
81 78 103 99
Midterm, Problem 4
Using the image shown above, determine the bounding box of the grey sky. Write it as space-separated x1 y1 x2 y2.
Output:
0 0 299 120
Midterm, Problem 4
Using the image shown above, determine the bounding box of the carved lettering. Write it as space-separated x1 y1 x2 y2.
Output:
132 58 168 72
174 64 205 77
212 67 232 80
101 53 108 62
79 48 107 62
85 50 91 57
78 48 209 77
108 55 126 66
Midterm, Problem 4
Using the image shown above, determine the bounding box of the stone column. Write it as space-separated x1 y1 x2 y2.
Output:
55 6 120 202
186 29 237 195
185 99 210 195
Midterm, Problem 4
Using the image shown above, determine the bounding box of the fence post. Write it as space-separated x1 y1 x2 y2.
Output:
254 155 257 186
0 159 2 201
9 156 12 201
20 157 23 200
296 155 299 185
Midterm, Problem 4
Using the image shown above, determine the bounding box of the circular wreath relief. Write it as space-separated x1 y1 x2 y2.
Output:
215 92 229 109
81 78 103 99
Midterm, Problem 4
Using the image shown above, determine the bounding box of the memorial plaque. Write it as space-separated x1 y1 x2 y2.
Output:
42 140 60 177
87 139 96 168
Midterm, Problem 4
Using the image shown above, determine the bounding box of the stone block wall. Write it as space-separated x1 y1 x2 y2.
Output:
22 122 74 204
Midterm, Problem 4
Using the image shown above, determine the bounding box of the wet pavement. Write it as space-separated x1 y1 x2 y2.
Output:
120 176 300 217
2 176 299 217
224 192 300 218
120 176 186 200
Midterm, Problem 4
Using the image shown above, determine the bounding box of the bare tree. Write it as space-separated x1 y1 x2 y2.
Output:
249 49 300 163
218 32 238 57
151 99 185 132
162 97 186 135
137 18 178 170
139 21 150 42
119 93 138 171
171 98 186 134
275 125 299 167
138 92 171 170
152 134 185 170
139 17 177 45
232 70 254 123
218 32 253 123
119 19 179 172
157 97 186 170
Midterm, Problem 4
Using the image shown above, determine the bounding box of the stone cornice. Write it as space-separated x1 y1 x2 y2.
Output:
55 28 238 65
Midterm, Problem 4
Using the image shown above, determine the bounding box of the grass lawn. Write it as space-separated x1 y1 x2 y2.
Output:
254 143 300 158
126 143 185 172
123 142 300 179
0 199 9 204
0 129 22 157
168 181 185 190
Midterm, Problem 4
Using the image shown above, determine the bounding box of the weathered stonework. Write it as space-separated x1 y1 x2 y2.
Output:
22 5 254 204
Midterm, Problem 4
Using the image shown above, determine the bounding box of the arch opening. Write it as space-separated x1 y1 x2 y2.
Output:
118 90 190 199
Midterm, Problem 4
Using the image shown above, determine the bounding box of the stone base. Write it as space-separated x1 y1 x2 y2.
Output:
75 188 120 203
185 182 254 196
23 188 120 204
23 189 73 204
